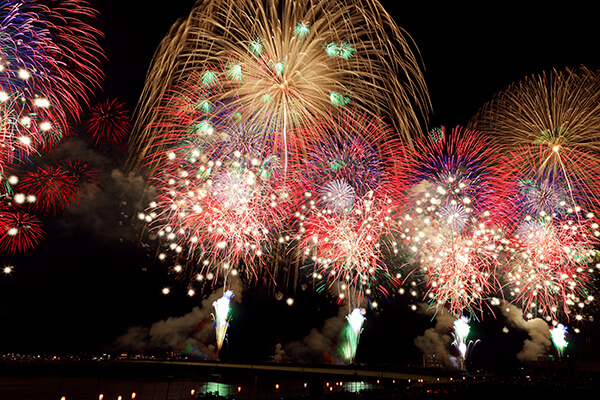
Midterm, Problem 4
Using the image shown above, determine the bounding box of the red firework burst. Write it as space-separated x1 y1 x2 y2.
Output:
17 164 78 215
59 158 101 205
398 127 510 316
504 216 599 320
146 102 293 283
87 98 131 148
0 208 44 253
293 110 404 306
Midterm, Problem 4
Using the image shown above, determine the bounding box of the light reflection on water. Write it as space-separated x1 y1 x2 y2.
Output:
198 382 235 396
343 381 374 393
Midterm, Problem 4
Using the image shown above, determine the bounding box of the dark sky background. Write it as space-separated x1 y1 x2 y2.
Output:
1 1 600 372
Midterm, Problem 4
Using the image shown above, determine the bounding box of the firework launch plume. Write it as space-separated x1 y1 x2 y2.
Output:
550 323 568 359
337 307 366 363
451 316 479 369
212 290 234 355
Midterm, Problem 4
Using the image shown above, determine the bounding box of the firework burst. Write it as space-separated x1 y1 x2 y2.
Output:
0 0 104 169
130 0 430 173
504 216 599 321
0 207 44 254
87 98 131 149
16 164 78 215
141 91 292 286
469 67 600 211
398 127 509 316
294 111 403 307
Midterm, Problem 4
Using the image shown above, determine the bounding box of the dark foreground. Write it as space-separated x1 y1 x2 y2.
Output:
1 359 600 400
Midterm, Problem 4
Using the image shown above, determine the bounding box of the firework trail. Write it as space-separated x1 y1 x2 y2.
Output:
212 290 234 356
337 307 365 363
550 323 568 358
0 0 104 170
293 111 404 307
130 0 430 173
398 127 509 316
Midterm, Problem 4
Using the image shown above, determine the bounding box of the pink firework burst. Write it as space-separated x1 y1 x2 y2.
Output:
504 213 599 321
419 226 504 316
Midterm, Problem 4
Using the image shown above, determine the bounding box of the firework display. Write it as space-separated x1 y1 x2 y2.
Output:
121 0 600 366
3 0 600 370
469 68 600 322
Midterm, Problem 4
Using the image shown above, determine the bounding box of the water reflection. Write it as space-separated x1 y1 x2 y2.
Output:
343 381 373 393
198 382 235 396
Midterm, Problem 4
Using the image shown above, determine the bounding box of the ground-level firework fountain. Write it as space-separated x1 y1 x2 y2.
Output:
550 323 569 359
337 308 366 363
451 316 479 370
213 290 234 357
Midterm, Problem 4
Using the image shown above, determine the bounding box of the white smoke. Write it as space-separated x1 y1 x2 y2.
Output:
274 307 347 364
44 137 155 242
501 303 551 361
413 304 457 367
113 283 243 358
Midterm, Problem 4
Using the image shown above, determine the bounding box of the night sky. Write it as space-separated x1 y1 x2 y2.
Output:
1 1 600 372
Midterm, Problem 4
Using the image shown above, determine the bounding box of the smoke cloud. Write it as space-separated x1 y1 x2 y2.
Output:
112 285 242 359
413 304 457 367
501 303 551 361
44 137 155 242
274 307 348 364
